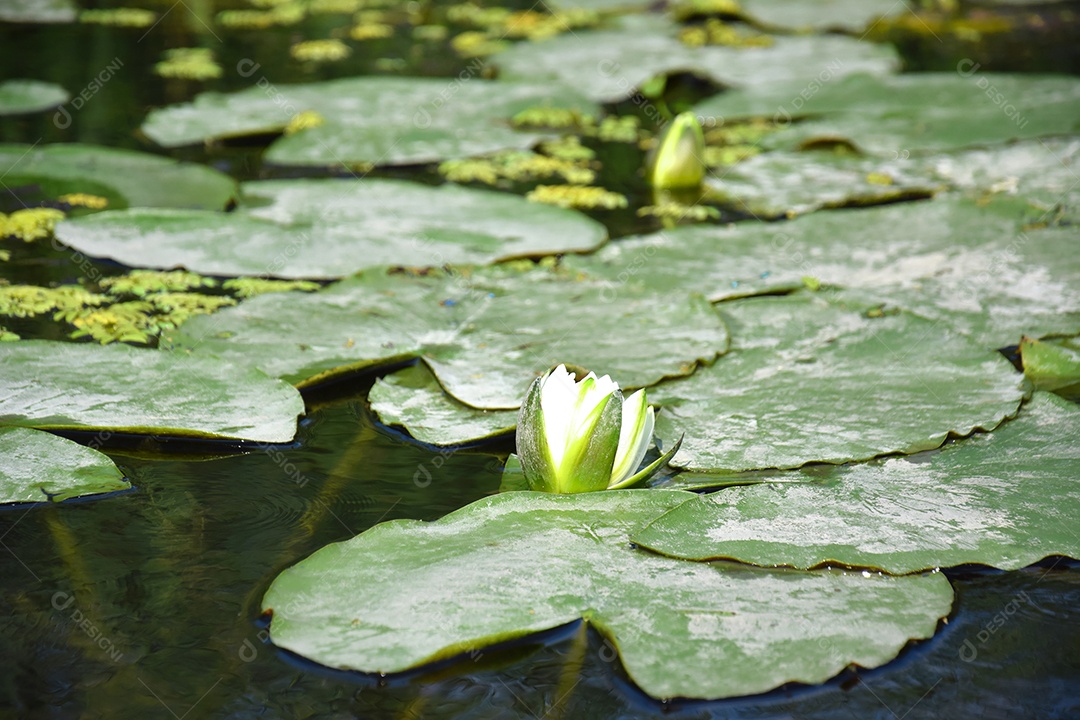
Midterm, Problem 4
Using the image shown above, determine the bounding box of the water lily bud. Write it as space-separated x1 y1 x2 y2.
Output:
516 365 680 493
647 112 706 190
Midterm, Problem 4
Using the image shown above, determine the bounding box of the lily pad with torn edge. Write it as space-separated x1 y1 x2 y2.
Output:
140 76 600 167
648 291 1025 472
634 392 1080 575
260 489 954 700
55 179 607 279
168 264 728 409
0 426 130 504
369 363 517 446
0 340 304 444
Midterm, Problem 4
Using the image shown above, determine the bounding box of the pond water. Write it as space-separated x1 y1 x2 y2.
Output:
2 1 1079 717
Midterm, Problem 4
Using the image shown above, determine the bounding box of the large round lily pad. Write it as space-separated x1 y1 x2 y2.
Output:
0 79 69 115
694 72 1080 155
649 292 1025 472
634 392 1080 574
169 264 728 408
0 340 304 443
489 14 899 102
369 363 517 446
0 143 237 211
55 179 607 279
0 426 129 504
261 489 954 700
140 76 600 167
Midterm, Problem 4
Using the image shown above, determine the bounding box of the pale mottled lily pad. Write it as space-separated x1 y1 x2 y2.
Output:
0 143 237 211
141 76 600 167
565 195 1080 346
0 0 75 22
490 15 899 102
169 265 728 408
649 292 1025 472
55 179 606 279
564 196 1022 302
0 79 69 115
0 340 304 443
0 426 129 504
738 0 905 32
705 149 940 218
261 489 953 700
635 393 1080 574
369 363 517 446
694 72 1080 155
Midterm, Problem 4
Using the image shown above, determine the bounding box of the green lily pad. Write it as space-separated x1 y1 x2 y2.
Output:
1020 336 1080 397
635 392 1080 574
705 149 940 218
0 426 129 504
0 143 237 211
564 196 1022 302
0 340 304 443
0 79 69 116
140 76 600 167
738 0 905 32
490 15 899 102
565 195 1080 346
55 179 607 279
369 363 517 446
649 292 1025 472
926 138 1080 223
261 489 954 700
168 264 728 408
694 72 1080 155
0 0 75 22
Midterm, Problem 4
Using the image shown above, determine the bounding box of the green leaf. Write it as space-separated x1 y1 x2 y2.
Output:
370 363 517 446
737 0 906 32
1020 336 1080 396
490 14 899 102
0 0 75 23
0 79 68 115
55 179 607 278
703 149 940 218
168 264 728 409
634 392 1080 574
650 292 1025 472
261 489 953 700
564 195 1080 347
140 76 600 167
0 143 237 211
0 426 129 504
694 72 1080 155
0 340 304 443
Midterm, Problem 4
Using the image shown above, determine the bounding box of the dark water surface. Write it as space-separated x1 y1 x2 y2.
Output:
2 3 1080 718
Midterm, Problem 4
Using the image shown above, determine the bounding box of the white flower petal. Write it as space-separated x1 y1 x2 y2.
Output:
609 390 654 486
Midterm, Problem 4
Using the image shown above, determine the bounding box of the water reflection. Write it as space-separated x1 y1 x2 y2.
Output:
1 385 1077 717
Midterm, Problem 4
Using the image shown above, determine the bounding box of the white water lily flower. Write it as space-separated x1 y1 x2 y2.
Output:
516 364 681 494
